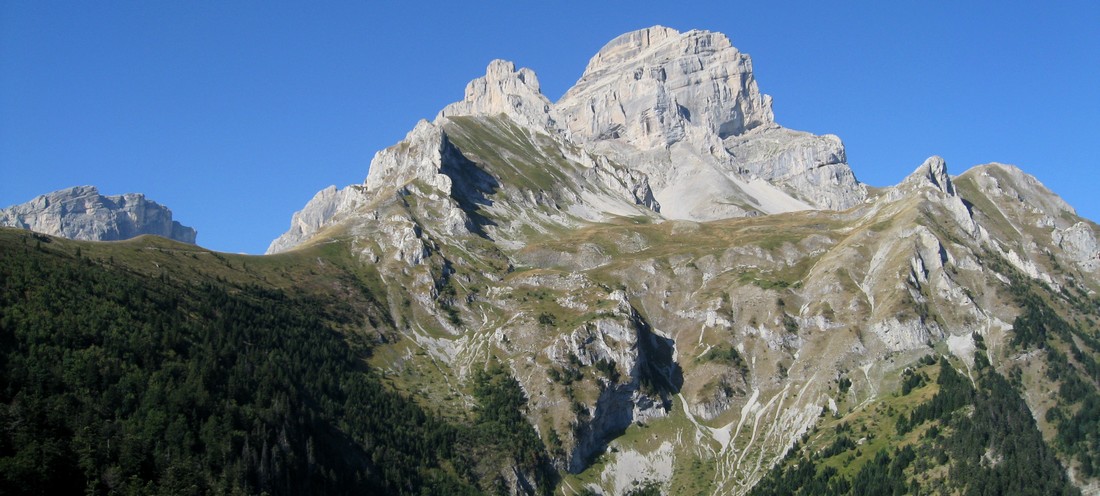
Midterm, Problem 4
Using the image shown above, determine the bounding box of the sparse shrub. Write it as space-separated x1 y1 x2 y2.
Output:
538 312 556 326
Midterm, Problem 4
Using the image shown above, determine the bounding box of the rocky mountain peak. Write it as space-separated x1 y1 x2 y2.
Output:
0 185 197 244
884 156 982 238
557 26 774 148
272 26 870 254
363 119 448 193
904 155 956 196
551 26 864 220
437 59 556 130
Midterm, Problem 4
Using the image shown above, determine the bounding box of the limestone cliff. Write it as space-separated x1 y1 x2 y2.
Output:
556 26 867 220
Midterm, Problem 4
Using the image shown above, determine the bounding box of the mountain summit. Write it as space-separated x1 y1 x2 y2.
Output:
556 26 865 219
558 26 774 146
270 26 865 254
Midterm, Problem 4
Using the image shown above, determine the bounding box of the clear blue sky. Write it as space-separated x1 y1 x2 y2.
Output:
2 1 1098 253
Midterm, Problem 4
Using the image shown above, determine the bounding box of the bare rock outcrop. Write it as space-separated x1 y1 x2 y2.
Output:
1053 222 1100 273
556 26 866 220
557 26 773 147
437 59 558 131
889 156 977 236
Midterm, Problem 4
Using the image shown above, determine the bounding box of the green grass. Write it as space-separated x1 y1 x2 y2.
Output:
953 172 1021 240
444 115 573 194
795 359 943 479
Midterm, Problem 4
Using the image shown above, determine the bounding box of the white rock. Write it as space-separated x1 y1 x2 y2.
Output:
1053 222 1100 272
897 155 956 196
724 125 866 210
558 26 773 146
364 119 448 193
557 26 865 219
868 318 937 352
437 59 558 131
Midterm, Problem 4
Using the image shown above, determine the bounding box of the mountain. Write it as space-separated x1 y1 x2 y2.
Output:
0 185 197 244
3 26 1099 496
263 25 1100 495
267 26 864 255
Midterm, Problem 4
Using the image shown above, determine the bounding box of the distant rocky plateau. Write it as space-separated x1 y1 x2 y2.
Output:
0 185 196 244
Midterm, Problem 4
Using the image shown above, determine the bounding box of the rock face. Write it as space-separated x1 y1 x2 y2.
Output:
892 155 956 198
557 26 773 147
556 26 866 220
1053 222 1100 273
0 186 196 244
437 59 558 132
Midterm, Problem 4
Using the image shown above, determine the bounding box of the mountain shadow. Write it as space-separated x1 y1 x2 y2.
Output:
439 134 499 239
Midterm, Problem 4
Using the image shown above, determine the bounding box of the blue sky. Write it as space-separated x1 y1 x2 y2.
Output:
2 1 1097 253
